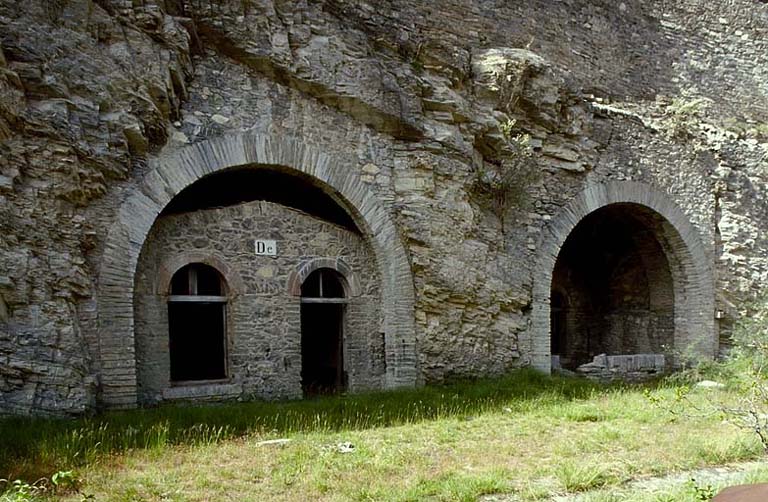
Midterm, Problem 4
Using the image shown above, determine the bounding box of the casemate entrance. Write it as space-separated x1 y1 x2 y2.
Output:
550 203 675 370
98 134 419 408
132 165 385 403
530 182 716 379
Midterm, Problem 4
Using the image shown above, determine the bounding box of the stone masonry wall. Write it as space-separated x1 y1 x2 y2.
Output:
0 0 766 414
134 200 382 404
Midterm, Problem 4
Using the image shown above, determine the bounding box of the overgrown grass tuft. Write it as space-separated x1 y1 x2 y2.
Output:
555 461 619 492
0 369 604 482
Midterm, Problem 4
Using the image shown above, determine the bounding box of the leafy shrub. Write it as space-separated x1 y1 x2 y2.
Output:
656 294 768 454
470 119 540 227
663 97 711 140
1 471 87 501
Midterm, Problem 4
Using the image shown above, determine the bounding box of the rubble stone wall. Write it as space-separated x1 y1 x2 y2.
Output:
134 200 383 404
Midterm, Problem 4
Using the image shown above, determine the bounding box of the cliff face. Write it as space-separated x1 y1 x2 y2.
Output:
0 0 766 414
0 0 193 413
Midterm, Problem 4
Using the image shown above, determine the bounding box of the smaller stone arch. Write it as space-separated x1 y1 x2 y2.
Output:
529 181 715 372
156 253 246 297
287 258 361 297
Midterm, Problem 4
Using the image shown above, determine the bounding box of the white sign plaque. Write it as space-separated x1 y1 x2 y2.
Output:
254 239 277 256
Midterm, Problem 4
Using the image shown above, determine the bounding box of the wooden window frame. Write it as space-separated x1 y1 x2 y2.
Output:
168 263 230 386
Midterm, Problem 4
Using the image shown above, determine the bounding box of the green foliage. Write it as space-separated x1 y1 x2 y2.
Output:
395 470 511 502
0 470 85 502
470 118 540 225
653 294 768 454
561 404 607 423
668 97 710 117
664 97 711 140
5 373 763 501
0 479 42 502
4 364 765 501
729 295 768 373
555 462 617 492
716 295 768 452
721 118 768 141
50 470 79 492
498 118 518 140
686 478 716 501
754 123 768 140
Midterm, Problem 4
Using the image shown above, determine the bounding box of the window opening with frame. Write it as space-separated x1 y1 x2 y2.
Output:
167 263 228 382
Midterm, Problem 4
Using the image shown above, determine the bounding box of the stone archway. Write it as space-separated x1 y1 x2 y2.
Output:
97 133 417 408
529 181 715 372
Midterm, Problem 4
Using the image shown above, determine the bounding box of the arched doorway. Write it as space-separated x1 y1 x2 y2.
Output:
300 268 348 396
550 203 675 369
132 162 385 403
529 181 715 373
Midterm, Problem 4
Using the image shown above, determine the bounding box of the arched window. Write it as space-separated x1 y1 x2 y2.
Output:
300 268 347 396
168 263 227 382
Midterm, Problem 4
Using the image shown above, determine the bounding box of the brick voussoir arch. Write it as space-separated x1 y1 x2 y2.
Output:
529 181 715 373
287 257 362 297
155 253 246 297
97 133 418 408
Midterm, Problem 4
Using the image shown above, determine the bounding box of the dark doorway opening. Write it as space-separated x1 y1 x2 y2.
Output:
168 263 227 382
300 269 347 396
550 203 675 369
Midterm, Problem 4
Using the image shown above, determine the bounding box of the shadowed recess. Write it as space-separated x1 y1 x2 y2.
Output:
551 203 675 369
161 167 360 233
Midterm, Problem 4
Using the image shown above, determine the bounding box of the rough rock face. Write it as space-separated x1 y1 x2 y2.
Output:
0 0 193 414
0 0 766 414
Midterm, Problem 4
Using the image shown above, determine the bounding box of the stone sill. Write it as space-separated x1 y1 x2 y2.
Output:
162 382 243 401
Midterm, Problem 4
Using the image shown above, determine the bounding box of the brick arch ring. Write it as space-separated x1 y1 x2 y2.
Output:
97 133 418 408
287 257 362 297
528 180 715 372
155 253 246 297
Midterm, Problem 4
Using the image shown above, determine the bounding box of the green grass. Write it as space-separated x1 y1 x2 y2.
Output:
0 369 763 501
0 369 598 481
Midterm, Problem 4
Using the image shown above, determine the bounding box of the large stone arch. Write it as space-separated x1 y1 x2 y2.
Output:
97 133 417 408
529 181 715 372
